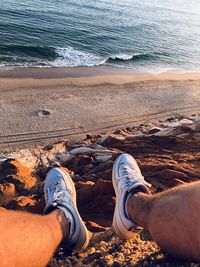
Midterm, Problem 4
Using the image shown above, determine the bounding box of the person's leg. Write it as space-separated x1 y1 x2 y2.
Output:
0 209 68 267
127 182 200 261
112 154 200 261
0 167 89 267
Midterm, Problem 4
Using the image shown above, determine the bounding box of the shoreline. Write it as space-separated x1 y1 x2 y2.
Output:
1 65 200 78
0 67 200 91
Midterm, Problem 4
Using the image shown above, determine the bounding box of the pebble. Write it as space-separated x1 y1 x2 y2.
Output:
88 247 96 255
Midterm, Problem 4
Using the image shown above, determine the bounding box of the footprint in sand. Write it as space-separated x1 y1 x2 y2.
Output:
37 109 51 117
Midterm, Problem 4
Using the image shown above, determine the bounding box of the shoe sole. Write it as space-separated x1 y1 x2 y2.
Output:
112 154 143 239
57 167 90 251
112 154 130 239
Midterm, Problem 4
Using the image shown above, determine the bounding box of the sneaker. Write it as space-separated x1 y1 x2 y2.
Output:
112 154 151 239
44 167 89 251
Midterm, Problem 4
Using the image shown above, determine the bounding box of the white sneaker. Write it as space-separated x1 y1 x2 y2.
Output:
44 167 89 251
112 154 151 239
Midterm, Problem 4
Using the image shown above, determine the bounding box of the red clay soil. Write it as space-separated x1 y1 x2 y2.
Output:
0 119 200 266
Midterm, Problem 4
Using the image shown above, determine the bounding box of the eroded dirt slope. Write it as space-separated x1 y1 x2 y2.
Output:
0 115 200 266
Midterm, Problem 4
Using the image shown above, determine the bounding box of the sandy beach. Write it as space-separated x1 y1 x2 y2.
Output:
0 67 200 148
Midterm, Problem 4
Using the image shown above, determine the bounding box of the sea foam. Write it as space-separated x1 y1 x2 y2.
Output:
52 47 102 67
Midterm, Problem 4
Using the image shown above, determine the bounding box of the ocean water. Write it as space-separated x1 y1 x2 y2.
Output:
0 0 200 72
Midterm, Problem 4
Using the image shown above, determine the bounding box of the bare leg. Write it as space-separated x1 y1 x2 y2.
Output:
0 209 69 267
127 181 200 261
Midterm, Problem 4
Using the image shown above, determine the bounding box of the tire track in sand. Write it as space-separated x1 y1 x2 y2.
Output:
0 105 199 148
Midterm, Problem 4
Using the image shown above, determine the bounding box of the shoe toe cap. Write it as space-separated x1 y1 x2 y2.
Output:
45 168 63 183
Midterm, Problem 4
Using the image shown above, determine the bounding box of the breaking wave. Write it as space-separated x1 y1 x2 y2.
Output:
0 45 103 67
52 47 102 67
102 52 154 64
0 45 167 69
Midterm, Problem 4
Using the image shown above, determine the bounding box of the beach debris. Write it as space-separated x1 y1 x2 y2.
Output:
37 109 51 117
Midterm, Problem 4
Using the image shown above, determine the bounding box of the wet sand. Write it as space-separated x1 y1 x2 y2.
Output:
0 67 200 148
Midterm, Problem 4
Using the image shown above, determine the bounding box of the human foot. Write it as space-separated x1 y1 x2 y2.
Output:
44 167 89 251
112 154 151 239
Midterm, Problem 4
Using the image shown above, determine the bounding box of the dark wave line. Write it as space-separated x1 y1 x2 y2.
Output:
0 44 57 60
103 52 160 64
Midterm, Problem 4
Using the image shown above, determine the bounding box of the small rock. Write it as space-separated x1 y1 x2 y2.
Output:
57 153 72 164
99 241 107 246
148 128 161 135
88 247 96 255
0 182 15 197
95 153 112 163
70 147 95 155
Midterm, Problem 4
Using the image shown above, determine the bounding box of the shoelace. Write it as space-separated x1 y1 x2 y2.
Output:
121 164 140 187
47 180 66 206
120 163 151 190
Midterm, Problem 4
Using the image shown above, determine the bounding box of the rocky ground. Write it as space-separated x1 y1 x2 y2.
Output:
0 114 200 267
